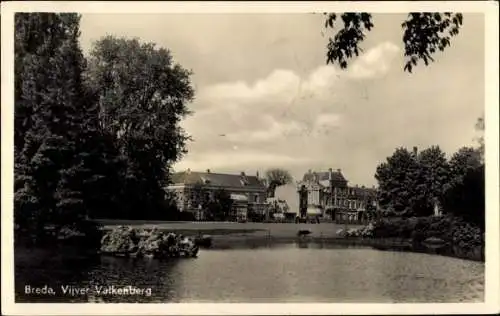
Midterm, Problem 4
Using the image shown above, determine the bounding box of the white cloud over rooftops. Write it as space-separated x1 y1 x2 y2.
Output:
174 150 315 173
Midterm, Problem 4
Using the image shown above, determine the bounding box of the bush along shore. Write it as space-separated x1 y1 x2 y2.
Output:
336 215 484 261
100 226 199 258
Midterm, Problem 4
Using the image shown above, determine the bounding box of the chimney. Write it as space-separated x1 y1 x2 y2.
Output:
206 169 210 173
240 171 246 177
256 171 259 178
413 146 418 157
328 168 333 180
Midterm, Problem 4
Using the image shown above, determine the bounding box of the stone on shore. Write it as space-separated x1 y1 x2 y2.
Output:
100 226 199 258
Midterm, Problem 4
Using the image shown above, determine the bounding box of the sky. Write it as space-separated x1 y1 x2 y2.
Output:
78 13 485 208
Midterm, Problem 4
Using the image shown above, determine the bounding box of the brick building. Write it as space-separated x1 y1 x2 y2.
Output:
297 168 378 223
167 169 268 221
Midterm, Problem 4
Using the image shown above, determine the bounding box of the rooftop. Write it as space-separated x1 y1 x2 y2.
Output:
302 169 347 183
170 169 266 190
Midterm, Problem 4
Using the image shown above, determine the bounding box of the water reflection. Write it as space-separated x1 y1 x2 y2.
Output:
15 242 484 303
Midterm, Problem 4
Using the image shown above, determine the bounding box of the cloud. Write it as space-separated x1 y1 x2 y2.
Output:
198 64 347 108
209 112 343 145
347 42 401 79
225 116 306 143
186 64 351 145
199 69 301 104
177 41 403 174
173 150 314 172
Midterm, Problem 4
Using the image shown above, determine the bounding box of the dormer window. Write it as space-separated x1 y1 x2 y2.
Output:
240 176 249 186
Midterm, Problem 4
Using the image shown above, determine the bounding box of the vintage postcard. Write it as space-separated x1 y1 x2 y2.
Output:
1 1 499 315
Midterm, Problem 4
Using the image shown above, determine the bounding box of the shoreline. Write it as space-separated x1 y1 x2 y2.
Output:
203 234 484 262
15 220 484 263
15 234 484 263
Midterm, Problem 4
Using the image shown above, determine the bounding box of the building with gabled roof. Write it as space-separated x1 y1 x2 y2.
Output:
297 168 377 223
167 169 268 221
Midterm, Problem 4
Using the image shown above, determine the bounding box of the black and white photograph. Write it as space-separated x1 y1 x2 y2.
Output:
1 1 499 315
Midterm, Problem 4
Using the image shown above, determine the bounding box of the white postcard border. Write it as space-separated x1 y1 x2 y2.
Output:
1 1 499 315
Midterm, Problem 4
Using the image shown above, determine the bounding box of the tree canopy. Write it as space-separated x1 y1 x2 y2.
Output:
323 12 464 73
14 13 99 243
375 144 484 225
14 13 196 246
191 183 234 221
265 168 294 198
84 35 195 219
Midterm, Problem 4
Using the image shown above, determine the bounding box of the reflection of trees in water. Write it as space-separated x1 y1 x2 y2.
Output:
15 248 189 303
88 256 183 302
410 243 484 262
15 248 102 302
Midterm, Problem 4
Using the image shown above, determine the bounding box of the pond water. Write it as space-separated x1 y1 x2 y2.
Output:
15 242 484 303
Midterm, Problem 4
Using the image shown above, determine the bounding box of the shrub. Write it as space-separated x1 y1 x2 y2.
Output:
100 226 198 258
360 215 483 249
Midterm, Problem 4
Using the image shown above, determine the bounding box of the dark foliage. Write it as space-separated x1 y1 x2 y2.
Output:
247 205 265 222
324 13 374 69
324 12 463 73
265 168 293 198
191 184 234 221
375 147 422 215
371 216 483 249
14 14 196 247
14 13 101 245
442 165 485 229
207 189 234 221
84 36 194 220
375 144 484 228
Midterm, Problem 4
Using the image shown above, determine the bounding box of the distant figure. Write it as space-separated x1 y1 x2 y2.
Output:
297 230 312 237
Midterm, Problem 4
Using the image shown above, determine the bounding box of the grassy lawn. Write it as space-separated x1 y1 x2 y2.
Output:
96 219 363 238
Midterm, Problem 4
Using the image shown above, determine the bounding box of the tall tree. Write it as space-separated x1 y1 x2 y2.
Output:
265 168 293 198
442 164 485 229
413 146 450 216
375 147 419 215
206 189 233 221
85 36 195 218
441 146 484 227
14 13 75 155
323 13 464 73
448 146 483 183
14 13 98 242
191 182 211 213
